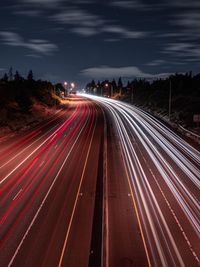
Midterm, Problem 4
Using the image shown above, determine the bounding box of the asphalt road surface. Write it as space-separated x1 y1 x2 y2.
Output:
0 96 199 267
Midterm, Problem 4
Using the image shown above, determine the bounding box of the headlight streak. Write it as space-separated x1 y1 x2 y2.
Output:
115 102 200 182
85 95 200 267
115 101 200 165
117 106 200 234
102 103 184 267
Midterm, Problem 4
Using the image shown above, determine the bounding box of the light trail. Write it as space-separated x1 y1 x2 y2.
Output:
85 94 200 267
0 100 99 267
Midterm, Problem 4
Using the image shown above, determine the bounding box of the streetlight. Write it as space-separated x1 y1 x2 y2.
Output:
105 83 113 98
110 84 113 98
105 83 109 97
64 81 68 96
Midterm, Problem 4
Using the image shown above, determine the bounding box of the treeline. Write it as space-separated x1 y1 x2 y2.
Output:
86 73 200 127
0 68 64 112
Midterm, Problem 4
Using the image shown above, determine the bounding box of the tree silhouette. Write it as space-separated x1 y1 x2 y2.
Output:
8 67 13 81
27 70 34 81
2 73 8 82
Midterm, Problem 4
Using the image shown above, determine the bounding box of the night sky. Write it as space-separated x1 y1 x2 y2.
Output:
0 0 199 88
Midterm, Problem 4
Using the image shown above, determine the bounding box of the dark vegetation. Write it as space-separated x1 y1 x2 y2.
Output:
86 73 200 128
0 68 64 133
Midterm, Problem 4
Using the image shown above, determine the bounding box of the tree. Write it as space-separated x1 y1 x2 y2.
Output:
27 70 34 81
8 67 13 81
111 79 117 94
2 73 8 82
118 77 123 88
118 77 123 95
14 71 21 81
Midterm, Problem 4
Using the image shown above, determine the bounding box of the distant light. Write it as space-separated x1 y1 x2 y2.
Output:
64 81 68 86
71 82 75 88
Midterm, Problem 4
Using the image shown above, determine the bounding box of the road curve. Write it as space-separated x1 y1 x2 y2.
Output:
86 95 200 267
0 95 199 267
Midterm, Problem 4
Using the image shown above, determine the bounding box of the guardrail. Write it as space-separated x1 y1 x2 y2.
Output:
178 125 200 144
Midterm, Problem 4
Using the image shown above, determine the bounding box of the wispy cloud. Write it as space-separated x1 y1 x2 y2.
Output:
102 25 147 39
158 1 200 63
0 31 58 55
52 8 104 27
169 0 200 8
80 65 172 79
164 42 200 62
21 0 63 6
110 0 149 10
52 8 148 39
71 27 98 37
26 54 42 58
14 9 42 17
174 12 200 40
146 59 166 66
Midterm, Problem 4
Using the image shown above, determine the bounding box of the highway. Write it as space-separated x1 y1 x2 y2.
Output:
0 95 200 267
87 95 200 267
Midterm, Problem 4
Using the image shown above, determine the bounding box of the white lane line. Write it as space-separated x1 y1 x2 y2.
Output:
101 109 109 267
0 118 73 185
7 114 89 267
0 124 59 169
57 116 96 267
13 189 23 201
39 161 45 167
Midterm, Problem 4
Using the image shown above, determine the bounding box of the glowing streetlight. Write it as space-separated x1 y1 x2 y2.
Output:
64 81 68 96
71 82 75 88
104 83 113 98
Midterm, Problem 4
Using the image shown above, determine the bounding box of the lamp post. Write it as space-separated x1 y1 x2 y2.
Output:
64 81 68 97
105 83 109 97
111 84 113 98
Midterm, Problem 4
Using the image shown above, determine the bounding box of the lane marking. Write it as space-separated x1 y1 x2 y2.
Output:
122 155 153 267
101 109 109 267
57 117 97 267
7 111 89 267
13 189 23 201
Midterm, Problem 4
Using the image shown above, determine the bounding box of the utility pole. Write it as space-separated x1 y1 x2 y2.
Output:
169 79 172 121
111 84 113 98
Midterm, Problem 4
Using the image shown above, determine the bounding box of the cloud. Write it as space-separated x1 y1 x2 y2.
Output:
174 12 200 40
26 54 42 58
164 42 200 62
52 8 147 39
52 8 104 27
0 31 58 55
71 27 98 36
146 59 166 66
169 0 200 8
21 0 63 6
102 25 147 39
14 9 42 17
80 66 172 79
110 0 149 10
